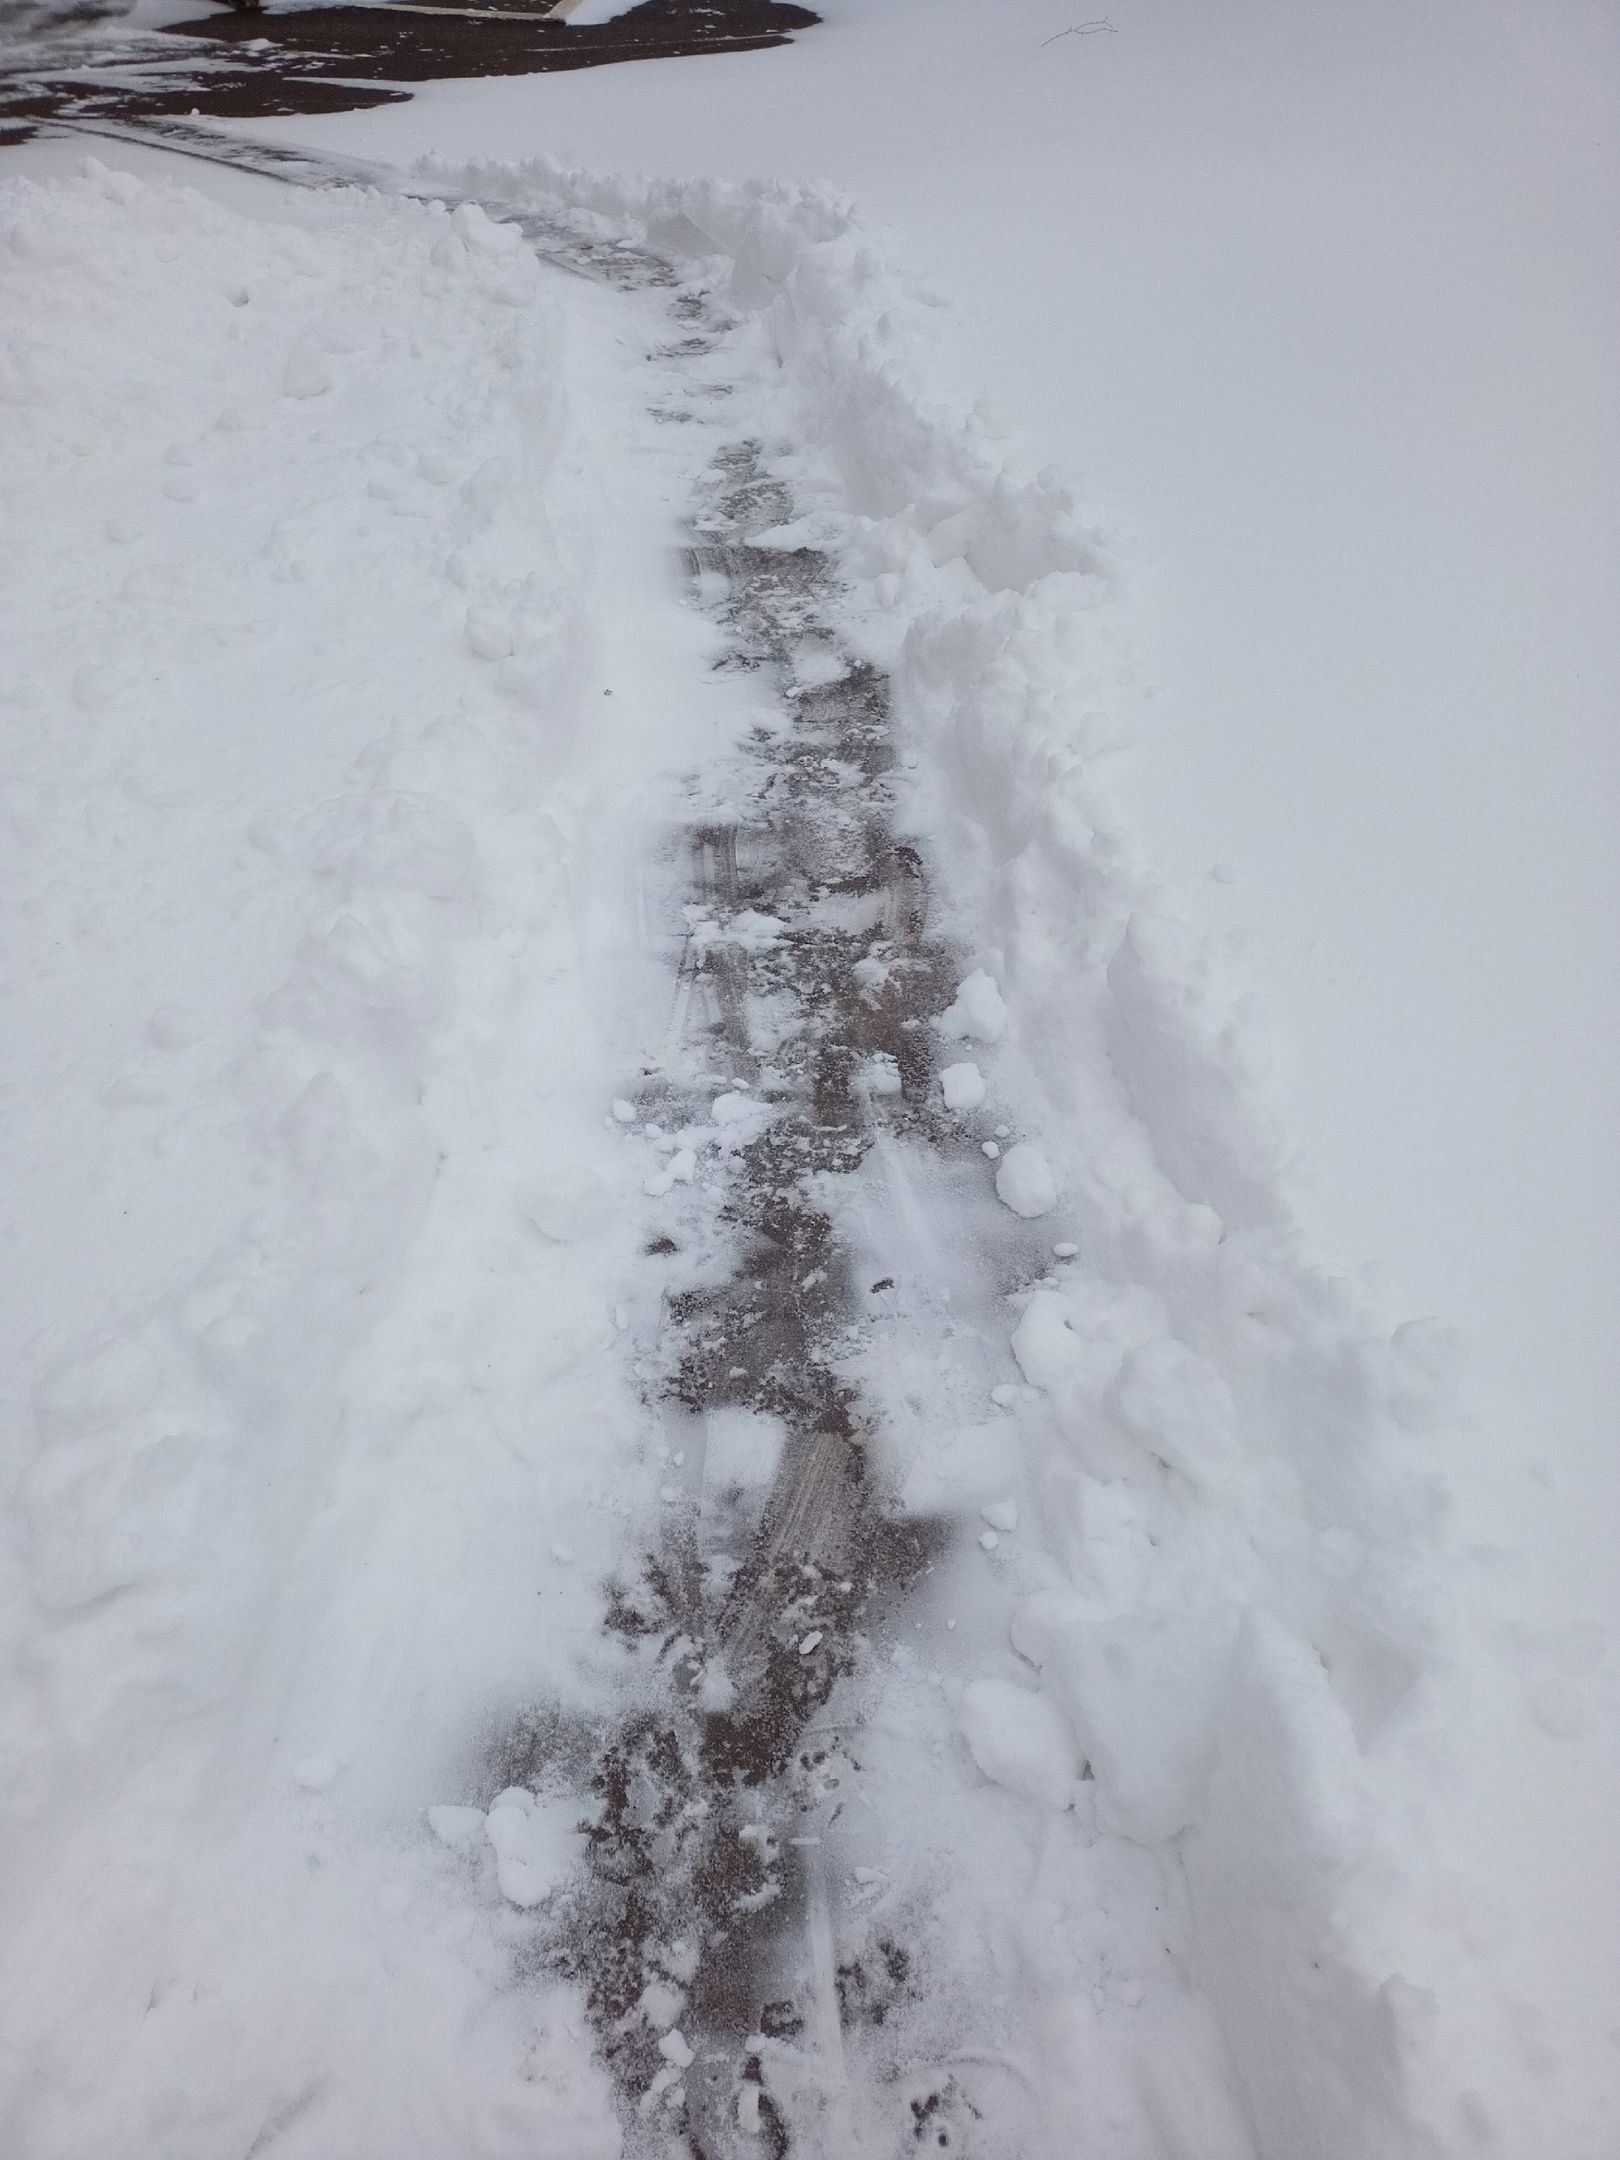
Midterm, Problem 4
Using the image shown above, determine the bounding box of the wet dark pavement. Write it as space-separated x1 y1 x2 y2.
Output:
0 0 818 143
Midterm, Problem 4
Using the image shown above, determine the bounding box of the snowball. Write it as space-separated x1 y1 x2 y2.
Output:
995 1143 1057 1218
658 2029 694 2070
941 1060 986 1111
938 970 1008 1044
516 1164 611 1243
957 1678 1081 1809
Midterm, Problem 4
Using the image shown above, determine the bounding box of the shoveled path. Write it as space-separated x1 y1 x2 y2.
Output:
18 115 1047 2155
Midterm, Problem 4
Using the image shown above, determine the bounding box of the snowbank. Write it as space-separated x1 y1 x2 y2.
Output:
0 162 625 2157
432 153 1590 2157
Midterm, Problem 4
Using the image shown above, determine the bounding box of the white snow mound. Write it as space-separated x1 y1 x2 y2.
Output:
958 1678 1081 1809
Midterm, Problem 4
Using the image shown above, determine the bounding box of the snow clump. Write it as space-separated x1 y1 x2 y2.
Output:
994 1142 1057 1218
957 1678 1082 1809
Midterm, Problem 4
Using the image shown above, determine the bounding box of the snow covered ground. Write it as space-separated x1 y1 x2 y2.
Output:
208 0 1618 2135
2 2 1615 2155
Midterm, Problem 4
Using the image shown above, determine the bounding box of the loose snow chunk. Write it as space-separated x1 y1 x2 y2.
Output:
657 2029 695 2070
938 970 1008 1045
940 1060 987 1112
484 1787 580 1909
516 1164 611 1243
640 1979 684 2031
995 1143 1057 1218
645 1147 697 1197
291 1753 339 1791
958 1679 1081 1809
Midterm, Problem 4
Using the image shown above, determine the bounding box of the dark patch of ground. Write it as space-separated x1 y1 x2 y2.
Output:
0 0 817 142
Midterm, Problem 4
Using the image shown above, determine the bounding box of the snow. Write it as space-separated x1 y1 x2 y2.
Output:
345 21 1617 2141
936 966 1009 1045
957 1676 1082 1811
0 157 665 2160
994 1141 1057 1220
939 1058 985 1112
242 27 1619 2115
515 1163 613 1242
550 0 645 24
390 141 1609 2151
484 1786 583 1909
3 3 1615 2149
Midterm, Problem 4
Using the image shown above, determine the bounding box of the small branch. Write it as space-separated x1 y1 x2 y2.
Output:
1041 17 1116 44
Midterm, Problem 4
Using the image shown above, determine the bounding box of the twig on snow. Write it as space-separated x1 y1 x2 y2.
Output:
1041 17 1116 44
